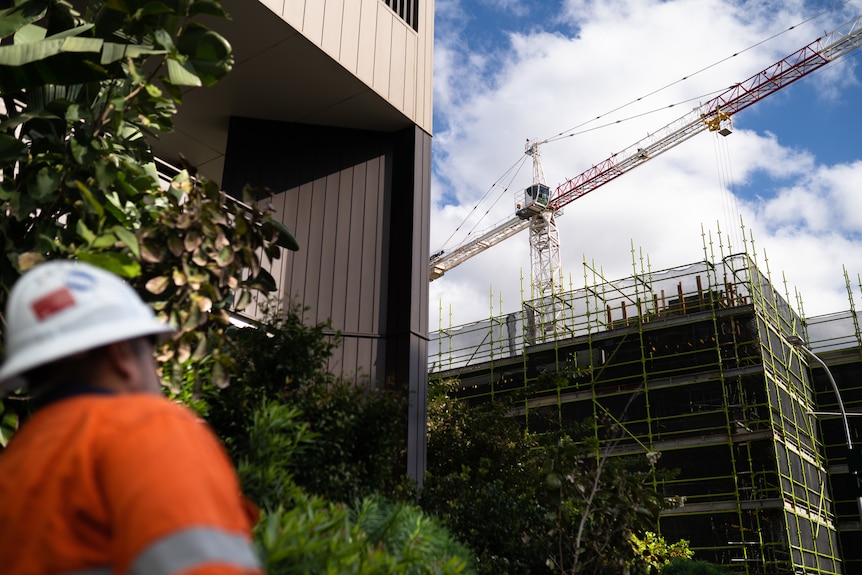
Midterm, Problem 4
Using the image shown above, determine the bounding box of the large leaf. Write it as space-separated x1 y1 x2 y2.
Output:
166 57 201 87
189 0 230 19
14 23 47 44
100 42 165 64
175 23 232 86
0 0 48 40
0 37 76 66
76 251 142 278
243 268 278 292
0 133 27 163
263 218 300 251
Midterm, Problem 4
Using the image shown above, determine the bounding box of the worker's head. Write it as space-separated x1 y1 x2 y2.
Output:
0 260 174 394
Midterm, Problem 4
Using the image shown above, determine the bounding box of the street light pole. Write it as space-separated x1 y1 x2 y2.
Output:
787 334 862 525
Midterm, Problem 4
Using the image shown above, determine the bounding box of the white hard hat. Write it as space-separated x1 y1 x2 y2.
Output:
0 260 175 390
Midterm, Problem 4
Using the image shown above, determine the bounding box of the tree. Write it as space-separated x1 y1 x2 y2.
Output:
539 421 667 575
422 379 689 575
208 303 411 504
421 382 549 574
628 531 693 574
238 398 475 575
0 0 293 414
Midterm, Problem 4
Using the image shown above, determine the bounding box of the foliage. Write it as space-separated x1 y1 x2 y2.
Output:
203 302 338 453
208 303 410 503
628 531 693 574
421 382 549 574
352 497 476 574
0 400 18 447
238 398 475 575
256 496 475 575
539 424 667 575
0 0 292 423
422 379 690 575
234 400 314 512
661 559 732 575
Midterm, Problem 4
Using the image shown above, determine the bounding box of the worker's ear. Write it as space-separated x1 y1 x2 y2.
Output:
102 340 142 388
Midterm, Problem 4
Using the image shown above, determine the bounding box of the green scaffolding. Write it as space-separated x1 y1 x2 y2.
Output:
429 230 862 574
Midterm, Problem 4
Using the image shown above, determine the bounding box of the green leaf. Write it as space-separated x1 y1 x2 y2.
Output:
91 232 117 249
31 165 61 199
153 28 175 51
76 219 96 245
75 181 105 218
0 132 27 163
112 225 140 259
60 36 103 54
138 2 173 17
166 57 201 87
76 251 141 278
189 0 229 19
15 23 47 44
104 0 130 11
0 410 19 448
243 268 278 292
264 218 300 251
69 137 89 165
0 37 66 66
0 1 48 40
100 42 165 64
175 23 232 86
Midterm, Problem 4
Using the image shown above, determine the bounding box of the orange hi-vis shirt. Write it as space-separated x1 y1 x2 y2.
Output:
0 392 263 575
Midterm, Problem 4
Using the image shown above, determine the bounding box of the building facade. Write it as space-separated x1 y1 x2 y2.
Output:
150 0 434 480
430 251 862 574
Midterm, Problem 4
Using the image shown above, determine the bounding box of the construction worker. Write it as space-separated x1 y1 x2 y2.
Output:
0 260 263 575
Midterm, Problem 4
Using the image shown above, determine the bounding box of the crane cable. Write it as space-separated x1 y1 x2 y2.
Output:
435 1 849 255
713 131 744 254
437 153 530 253
542 1 850 145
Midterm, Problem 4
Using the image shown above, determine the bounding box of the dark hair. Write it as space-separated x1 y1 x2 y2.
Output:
24 346 109 394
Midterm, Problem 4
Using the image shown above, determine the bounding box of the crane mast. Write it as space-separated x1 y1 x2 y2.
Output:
429 14 862 297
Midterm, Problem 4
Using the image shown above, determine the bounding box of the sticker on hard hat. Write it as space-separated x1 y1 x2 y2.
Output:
66 269 97 291
32 287 76 321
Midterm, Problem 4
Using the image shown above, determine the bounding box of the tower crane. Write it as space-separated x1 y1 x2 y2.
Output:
429 13 862 315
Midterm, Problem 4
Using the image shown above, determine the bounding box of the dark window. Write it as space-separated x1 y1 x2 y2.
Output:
383 0 419 31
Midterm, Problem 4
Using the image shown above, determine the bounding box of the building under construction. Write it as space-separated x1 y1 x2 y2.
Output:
429 247 862 574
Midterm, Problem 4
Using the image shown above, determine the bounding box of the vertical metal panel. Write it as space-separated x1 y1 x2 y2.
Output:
301 0 325 45
280 0 302 26
345 161 367 334
403 29 416 119
360 155 381 333
339 0 362 73
389 18 407 110
317 170 341 320
321 0 344 58
261 0 433 133
419 0 433 130
331 160 353 329
356 0 377 85
373 6 392 96
222 118 429 479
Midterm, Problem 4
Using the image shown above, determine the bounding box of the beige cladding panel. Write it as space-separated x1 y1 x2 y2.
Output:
273 0 433 133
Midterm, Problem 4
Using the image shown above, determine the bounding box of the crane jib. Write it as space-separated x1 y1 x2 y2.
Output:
430 14 862 282
549 21 862 210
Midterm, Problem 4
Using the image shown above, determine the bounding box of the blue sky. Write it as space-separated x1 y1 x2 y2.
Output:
429 0 862 326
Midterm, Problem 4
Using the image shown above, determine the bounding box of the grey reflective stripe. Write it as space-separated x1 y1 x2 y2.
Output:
62 569 111 575
130 527 261 575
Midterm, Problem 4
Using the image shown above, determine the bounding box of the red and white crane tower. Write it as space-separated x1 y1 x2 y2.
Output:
430 13 862 334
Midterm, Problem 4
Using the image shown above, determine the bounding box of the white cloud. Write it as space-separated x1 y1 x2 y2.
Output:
430 0 862 328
